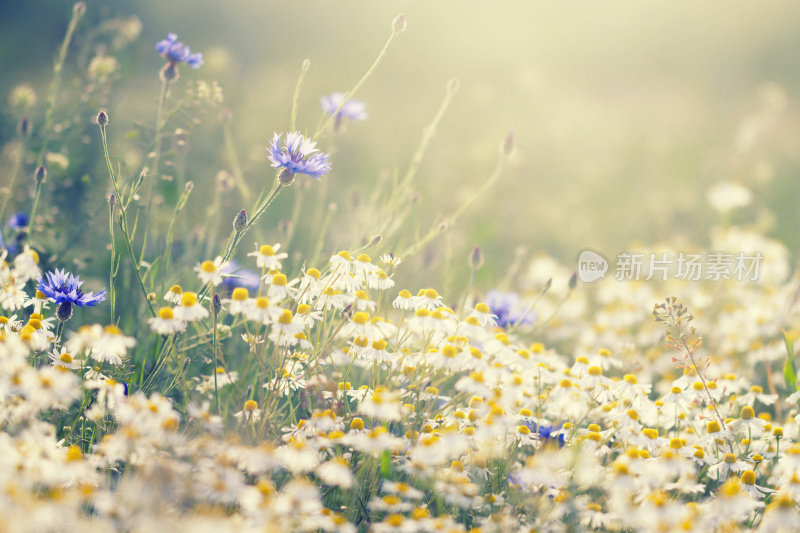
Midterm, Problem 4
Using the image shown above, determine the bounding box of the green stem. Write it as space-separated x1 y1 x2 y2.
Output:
100 125 157 316
312 27 400 141
398 155 507 259
37 3 84 167
0 136 26 224
290 59 311 132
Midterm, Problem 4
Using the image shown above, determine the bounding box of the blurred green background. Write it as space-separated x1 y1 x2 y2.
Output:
2 0 800 294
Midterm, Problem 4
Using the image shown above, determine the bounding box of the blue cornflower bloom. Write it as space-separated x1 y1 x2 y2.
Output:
485 289 535 328
320 93 368 121
268 132 331 182
220 260 260 292
38 269 106 308
156 33 203 69
7 212 29 229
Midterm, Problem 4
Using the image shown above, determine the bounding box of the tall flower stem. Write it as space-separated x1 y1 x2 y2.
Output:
0 135 26 225
100 123 157 317
36 2 85 168
143 77 171 229
311 18 402 141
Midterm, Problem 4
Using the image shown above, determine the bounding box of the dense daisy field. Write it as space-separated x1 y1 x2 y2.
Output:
3 2 800 532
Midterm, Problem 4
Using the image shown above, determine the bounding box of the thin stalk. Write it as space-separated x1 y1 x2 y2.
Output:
223 122 252 203
290 59 311 132
398 155 507 259
100 124 157 316
36 3 84 167
108 200 117 322
312 26 401 141
0 136 26 224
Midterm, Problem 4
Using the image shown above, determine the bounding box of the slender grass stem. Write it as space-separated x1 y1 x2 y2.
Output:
0 136 26 224
312 24 401 141
100 124 157 316
36 3 84 168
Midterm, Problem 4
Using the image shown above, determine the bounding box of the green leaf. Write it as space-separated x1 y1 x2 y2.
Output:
380 450 391 478
782 329 797 392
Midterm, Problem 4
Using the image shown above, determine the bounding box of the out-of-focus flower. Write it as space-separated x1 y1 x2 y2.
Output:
485 289 534 328
320 92 367 121
156 33 203 69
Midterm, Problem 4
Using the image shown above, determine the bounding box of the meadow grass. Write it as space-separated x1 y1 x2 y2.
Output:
1 3 800 532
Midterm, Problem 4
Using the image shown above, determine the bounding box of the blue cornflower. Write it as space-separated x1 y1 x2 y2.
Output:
7 212 29 230
38 269 106 308
156 33 203 69
320 93 368 121
268 132 331 182
485 289 535 328
220 260 260 292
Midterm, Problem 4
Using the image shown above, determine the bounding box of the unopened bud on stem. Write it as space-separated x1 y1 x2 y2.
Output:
97 110 108 126
18 118 31 137
233 209 247 232
568 271 578 291
212 293 221 316
469 246 484 270
392 14 406 34
447 78 460 94
34 165 47 186
502 131 515 157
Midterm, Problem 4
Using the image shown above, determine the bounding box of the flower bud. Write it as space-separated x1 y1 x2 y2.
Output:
34 165 47 186
392 14 407 34
568 271 578 291
56 301 73 322
212 293 221 316
18 118 31 137
73 2 86 17
369 235 382 247
107 193 116 209
97 111 109 126
160 62 179 82
278 167 295 186
302 58 311 72
233 209 247 232
447 78 460 94
469 246 484 270
502 131 515 157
